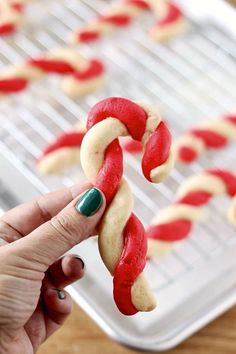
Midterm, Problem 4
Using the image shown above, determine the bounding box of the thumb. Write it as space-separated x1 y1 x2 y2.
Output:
10 187 106 268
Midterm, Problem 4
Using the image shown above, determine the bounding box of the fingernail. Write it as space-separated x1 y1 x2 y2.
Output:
54 289 66 300
74 256 85 269
75 188 103 217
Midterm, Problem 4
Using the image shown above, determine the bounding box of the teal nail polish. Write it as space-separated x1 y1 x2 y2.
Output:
54 289 66 300
75 188 103 217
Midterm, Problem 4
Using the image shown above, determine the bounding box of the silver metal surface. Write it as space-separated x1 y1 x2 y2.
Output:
0 0 236 351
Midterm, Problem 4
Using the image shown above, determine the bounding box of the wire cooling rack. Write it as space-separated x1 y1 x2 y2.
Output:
0 0 236 351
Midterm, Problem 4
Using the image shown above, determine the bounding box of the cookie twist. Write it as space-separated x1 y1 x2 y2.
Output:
149 1 188 42
174 114 236 164
0 48 105 97
71 0 186 44
80 97 173 315
71 0 151 44
37 123 86 175
147 169 236 258
0 0 24 36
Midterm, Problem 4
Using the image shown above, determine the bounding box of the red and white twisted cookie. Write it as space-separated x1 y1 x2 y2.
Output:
0 48 105 97
0 0 24 36
71 0 151 44
149 1 187 42
80 97 173 315
37 123 86 175
71 0 186 44
174 114 236 164
147 169 236 258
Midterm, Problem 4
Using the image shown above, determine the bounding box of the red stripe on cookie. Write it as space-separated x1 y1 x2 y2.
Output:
113 213 146 315
95 139 123 205
191 129 227 148
147 220 192 242
73 59 104 81
87 97 147 141
0 78 28 93
142 121 172 181
207 169 236 197
28 58 75 74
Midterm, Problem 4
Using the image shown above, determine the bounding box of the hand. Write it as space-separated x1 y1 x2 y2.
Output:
0 183 105 354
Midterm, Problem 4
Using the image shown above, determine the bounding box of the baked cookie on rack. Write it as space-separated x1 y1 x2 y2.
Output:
80 97 173 315
173 114 236 164
37 123 86 175
0 48 105 97
0 0 25 36
149 1 188 42
147 168 236 258
71 0 152 44
71 0 187 44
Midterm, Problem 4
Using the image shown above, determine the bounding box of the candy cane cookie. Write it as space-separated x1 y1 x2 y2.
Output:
37 123 86 175
0 48 105 97
147 169 236 258
80 97 173 315
174 114 236 164
71 0 186 44
149 1 188 42
71 0 151 44
0 0 24 36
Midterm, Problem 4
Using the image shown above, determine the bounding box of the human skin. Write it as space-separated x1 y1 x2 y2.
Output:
0 183 105 354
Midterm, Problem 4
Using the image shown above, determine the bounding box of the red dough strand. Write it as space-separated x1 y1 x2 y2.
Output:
0 78 28 92
125 0 151 10
73 59 104 81
189 129 227 148
28 58 75 74
207 169 236 197
11 3 24 12
38 131 85 164
142 121 172 181
177 191 212 206
158 3 182 27
147 220 192 242
77 31 100 43
0 23 16 36
87 97 147 140
100 14 131 26
96 140 123 206
113 213 146 315
178 146 198 163
123 139 142 153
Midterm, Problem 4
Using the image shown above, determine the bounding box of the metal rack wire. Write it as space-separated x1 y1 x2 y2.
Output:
0 0 236 350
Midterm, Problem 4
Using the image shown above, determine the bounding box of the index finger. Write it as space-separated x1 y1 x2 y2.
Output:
0 182 91 242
